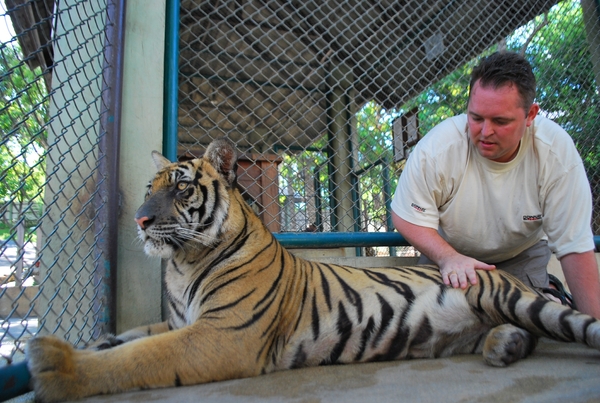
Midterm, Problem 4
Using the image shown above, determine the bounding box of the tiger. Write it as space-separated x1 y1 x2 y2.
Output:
27 138 600 403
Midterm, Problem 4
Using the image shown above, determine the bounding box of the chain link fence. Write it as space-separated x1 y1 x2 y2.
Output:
0 0 599 366
177 0 600 257
0 0 122 365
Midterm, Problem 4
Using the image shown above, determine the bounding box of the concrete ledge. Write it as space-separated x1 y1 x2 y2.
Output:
23 339 596 403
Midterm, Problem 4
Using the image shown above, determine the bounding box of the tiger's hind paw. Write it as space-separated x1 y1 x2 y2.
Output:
482 324 538 367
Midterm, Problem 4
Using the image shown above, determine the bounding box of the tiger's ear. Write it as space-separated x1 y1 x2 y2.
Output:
204 138 237 186
151 151 172 171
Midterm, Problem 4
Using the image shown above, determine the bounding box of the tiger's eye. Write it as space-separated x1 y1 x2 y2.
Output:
177 182 189 191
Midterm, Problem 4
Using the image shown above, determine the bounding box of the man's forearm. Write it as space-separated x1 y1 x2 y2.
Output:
560 250 600 318
391 212 455 265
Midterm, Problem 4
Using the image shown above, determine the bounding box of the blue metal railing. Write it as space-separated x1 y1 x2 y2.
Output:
276 232 600 253
275 232 409 248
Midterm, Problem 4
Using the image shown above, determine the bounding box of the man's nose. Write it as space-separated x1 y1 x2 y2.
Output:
481 120 494 136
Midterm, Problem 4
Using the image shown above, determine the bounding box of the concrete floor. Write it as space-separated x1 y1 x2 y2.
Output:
9 338 600 403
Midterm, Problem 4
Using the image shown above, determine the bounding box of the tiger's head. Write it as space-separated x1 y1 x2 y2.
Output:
135 138 239 258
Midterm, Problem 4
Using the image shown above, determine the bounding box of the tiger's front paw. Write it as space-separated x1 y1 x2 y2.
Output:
86 334 124 350
26 336 89 403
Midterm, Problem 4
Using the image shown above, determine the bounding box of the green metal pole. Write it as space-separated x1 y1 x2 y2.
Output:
314 164 324 232
344 93 361 256
163 0 180 161
382 159 396 256
325 92 338 231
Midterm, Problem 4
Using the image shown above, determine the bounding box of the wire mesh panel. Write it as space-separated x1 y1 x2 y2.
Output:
0 0 598 370
176 0 600 257
0 0 120 365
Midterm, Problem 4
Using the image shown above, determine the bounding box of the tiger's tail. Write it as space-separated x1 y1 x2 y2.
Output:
477 276 600 349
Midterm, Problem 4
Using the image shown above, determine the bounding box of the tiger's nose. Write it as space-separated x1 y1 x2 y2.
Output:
135 215 154 230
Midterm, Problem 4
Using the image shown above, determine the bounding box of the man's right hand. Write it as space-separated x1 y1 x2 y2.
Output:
392 212 496 289
438 254 496 289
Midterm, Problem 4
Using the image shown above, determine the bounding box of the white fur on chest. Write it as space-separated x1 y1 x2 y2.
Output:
164 265 203 327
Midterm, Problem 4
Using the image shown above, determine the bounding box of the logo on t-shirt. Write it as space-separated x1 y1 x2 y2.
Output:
522 214 542 221
411 203 426 213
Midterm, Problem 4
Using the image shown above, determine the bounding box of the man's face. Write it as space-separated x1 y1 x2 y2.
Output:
467 80 539 163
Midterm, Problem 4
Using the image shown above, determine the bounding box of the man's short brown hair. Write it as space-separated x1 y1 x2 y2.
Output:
469 52 537 110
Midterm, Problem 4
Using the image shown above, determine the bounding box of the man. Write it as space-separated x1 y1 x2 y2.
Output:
391 51 600 318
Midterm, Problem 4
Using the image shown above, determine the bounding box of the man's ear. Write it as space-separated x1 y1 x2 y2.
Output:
525 103 539 127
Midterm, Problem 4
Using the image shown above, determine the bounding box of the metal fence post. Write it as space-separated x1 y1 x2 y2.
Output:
95 0 126 337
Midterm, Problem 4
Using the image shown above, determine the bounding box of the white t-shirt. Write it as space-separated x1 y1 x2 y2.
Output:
391 114 594 262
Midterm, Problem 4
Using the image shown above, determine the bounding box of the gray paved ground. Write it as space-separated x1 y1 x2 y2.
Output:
0 241 36 285
8 338 600 403
0 241 38 365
